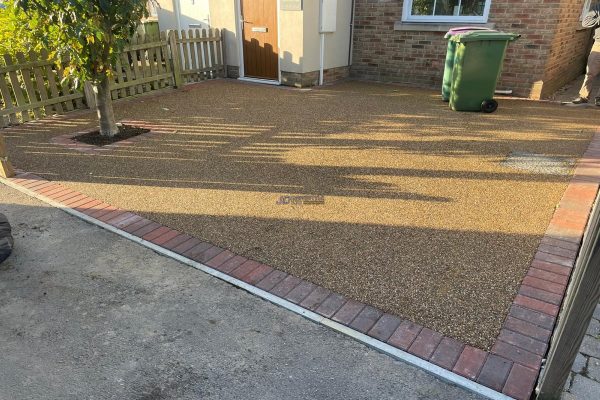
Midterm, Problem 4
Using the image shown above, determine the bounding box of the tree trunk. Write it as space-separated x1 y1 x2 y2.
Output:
93 77 119 137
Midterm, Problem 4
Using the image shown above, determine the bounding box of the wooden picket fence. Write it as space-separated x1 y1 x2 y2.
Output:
0 50 85 127
108 31 175 101
0 28 225 128
169 28 225 85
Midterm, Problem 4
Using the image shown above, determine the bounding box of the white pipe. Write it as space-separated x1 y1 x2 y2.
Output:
173 0 182 32
319 33 325 85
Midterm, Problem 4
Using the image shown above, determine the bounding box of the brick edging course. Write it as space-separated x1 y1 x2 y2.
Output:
5 129 600 400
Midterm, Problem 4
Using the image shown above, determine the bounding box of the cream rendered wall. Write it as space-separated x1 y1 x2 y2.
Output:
301 0 352 73
208 0 240 68
279 8 304 73
155 0 178 31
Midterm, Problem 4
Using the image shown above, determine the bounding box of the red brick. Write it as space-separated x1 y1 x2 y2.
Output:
230 260 261 280
67 197 97 209
502 364 538 400
430 337 464 370
387 320 423 350
131 222 162 238
509 305 555 331
531 259 571 276
544 227 583 244
534 251 574 268
270 275 303 298
285 281 317 304
300 286 331 311
62 194 88 206
315 293 347 318
161 233 192 250
332 299 365 325
540 236 581 252
30 181 55 192
182 241 212 259
191 245 223 263
53 191 82 203
111 214 143 229
214 255 247 273
348 306 382 333
522 275 565 295
492 340 542 370
171 237 203 254
408 328 443 360
527 268 569 285
40 186 69 197
514 294 559 317
477 354 512 391
256 270 287 291
21 179 47 189
537 244 578 260
122 218 153 234
142 226 171 241
46 188 75 200
37 184 64 195
88 205 118 219
362 312 399 340
519 285 563 306
242 264 274 285
97 209 126 223
151 229 181 246
453 346 488 380
81 202 110 217
73 199 103 213
504 316 552 343
204 249 235 267
498 329 547 356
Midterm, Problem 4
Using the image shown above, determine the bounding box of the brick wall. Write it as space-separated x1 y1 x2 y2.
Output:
539 0 592 98
351 0 592 99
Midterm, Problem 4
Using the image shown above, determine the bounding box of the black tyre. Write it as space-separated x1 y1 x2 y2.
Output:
0 213 13 264
481 99 498 113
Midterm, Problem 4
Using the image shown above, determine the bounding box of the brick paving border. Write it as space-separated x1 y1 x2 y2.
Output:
3 129 600 400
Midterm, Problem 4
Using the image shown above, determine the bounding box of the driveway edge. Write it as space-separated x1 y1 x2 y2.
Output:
2 130 599 400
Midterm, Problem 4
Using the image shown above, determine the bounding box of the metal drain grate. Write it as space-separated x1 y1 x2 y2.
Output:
502 151 575 176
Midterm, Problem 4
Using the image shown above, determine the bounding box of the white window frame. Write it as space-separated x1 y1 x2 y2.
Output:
402 0 493 23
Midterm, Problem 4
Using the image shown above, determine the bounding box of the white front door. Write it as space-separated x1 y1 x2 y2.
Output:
178 0 210 30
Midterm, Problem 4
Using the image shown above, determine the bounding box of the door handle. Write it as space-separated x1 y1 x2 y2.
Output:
251 27 268 33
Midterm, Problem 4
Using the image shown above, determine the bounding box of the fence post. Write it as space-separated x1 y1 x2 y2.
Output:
0 133 15 178
83 81 97 109
168 30 183 88
536 195 600 399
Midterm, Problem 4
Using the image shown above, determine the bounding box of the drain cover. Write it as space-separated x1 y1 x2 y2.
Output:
502 151 574 176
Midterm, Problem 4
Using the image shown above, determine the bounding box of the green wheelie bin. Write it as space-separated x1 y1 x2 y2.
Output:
449 31 520 113
442 26 494 102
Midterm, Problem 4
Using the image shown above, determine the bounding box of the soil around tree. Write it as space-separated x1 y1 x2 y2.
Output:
73 124 150 146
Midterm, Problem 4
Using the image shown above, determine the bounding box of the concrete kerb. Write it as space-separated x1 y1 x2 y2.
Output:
0 175 513 400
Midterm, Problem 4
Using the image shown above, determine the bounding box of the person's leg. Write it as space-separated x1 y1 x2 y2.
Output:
579 44 600 102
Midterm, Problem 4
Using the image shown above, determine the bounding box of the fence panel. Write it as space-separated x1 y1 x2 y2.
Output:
172 28 225 84
0 50 85 127
110 33 174 100
1 28 224 128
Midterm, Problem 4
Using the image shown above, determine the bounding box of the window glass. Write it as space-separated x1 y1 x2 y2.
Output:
410 0 486 17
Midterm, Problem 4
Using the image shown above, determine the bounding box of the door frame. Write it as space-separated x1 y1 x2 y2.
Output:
235 0 281 84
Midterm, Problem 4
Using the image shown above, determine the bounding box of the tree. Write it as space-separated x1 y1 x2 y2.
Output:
0 2 58 55
15 0 152 136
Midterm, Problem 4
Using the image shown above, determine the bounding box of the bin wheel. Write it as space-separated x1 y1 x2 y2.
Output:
481 99 498 113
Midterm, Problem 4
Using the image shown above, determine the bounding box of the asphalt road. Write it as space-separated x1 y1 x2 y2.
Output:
0 184 483 400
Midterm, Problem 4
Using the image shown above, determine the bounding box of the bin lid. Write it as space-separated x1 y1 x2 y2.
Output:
444 26 495 39
450 31 520 42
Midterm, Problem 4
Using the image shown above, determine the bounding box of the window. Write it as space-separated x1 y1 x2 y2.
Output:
402 0 492 23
